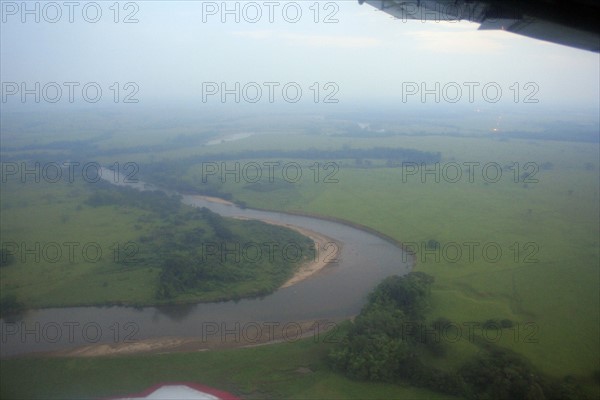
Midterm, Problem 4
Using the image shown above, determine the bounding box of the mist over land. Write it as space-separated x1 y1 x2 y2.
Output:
1 1 599 399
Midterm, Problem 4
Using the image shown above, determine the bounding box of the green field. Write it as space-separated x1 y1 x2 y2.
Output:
1 118 598 399
138 133 600 387
0 336 461 400
211 134 600 378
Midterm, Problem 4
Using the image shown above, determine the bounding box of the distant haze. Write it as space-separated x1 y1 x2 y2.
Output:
1 1 598 112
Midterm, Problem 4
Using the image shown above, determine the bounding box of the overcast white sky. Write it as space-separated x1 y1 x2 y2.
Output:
1 0 599 111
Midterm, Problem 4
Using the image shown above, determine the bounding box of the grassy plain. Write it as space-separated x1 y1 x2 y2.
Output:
1 336 461 400
1 116 598 398
214 134 600 382
0 179 160 307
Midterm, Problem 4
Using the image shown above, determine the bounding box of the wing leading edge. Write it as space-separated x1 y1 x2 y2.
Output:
359 0 600 52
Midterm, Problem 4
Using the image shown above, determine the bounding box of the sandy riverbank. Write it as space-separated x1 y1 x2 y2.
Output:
186 194 237 206
232 216 342 289
185 196 342 288
49 319 342 357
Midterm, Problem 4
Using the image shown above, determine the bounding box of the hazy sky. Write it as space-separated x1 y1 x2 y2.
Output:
1 0 599 111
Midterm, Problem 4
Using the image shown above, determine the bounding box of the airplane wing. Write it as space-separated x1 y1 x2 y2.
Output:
359 0 600 52
107 382 240 400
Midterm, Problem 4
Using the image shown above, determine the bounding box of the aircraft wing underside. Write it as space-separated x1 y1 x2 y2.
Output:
359 0 600 52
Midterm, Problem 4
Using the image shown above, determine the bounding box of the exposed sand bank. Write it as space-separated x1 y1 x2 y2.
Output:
185 197 342 288
232 216 342 289
187 194 236 206
50 319 342 357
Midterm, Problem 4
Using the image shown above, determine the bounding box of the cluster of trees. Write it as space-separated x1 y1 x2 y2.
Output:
330 272 588 399
135 159 234 198
201 207 235 240
459 345 587 400
328 273 462 391
153 208 252 300
154 210 313 301
86 182 182 216
156 256 211 300
86 183 313 302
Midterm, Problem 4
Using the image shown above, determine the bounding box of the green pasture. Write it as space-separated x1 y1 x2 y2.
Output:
1 128 598 398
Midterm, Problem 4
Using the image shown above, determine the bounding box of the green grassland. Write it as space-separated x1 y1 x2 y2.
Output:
144 133 599 385
0 179 160 308
1 124 598 399
238 136 599 380
0 336 461 400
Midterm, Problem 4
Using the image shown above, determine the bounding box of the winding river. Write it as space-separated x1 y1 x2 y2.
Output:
0 178 411 357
